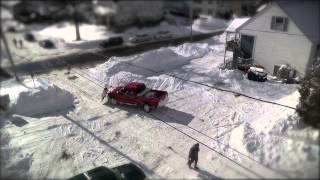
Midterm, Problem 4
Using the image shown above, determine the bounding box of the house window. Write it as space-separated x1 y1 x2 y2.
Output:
208 0 213 4
208 9 213 14
195 0 202 4
193 8 202 15
271 16 289 31
217 0 224 6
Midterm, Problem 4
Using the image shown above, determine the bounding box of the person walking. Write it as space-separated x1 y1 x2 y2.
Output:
19 39 23 48
188 143 200 169
101 85 109 102
13 38 17 48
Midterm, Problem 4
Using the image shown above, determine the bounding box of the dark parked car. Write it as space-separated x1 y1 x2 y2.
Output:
6 26 17 33
100 36 123 48
39 39 55 49
24 32 36 42
247 67 267 82
68 163 146 180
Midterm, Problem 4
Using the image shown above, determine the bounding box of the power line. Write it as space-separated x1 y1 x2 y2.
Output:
55 55 290 178
158 111 290 178
40 52 291 178
55 68 265 178
8 39 294 177
118 61 296 110
147 112 266 179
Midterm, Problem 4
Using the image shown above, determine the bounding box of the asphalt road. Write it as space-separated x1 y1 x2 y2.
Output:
5 30 224 76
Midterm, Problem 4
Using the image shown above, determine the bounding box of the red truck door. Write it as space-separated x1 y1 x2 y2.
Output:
116 88 131 104
125 90 140 105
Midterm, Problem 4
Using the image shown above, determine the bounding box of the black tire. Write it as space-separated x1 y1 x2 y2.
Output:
143 104 151 113
109 98 117 105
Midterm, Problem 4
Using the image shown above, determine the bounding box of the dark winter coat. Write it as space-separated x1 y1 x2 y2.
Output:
101 87 108 101
188 144 200 160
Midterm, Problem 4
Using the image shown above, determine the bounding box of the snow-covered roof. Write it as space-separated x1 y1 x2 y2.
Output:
257 4 267 12
225 17 250 33
276 0 320 44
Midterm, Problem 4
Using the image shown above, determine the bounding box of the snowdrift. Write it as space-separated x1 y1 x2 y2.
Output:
88 35 319 178
131 47 206 72
90 43 209 88
9 78 75 117
193 16 228 32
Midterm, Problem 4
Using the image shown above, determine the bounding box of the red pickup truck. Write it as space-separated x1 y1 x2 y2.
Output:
106 82 169 112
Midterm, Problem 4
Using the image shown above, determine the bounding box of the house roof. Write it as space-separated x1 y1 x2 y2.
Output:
237 0 320 44
226 17 250 33
276 0 320 44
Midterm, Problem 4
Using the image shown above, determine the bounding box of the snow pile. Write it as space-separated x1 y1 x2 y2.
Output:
1 8 13 20
90 42 210 88
227 112 319 178
132 48 194 72
193 16 228 32
171 43 209 58
8 78 75 117
36 23 110 42
107 71 145 87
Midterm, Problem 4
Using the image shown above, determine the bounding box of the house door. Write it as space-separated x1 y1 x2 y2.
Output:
240 35 255 59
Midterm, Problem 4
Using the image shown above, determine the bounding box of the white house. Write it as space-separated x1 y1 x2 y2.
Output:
236 0 320 76
113 1 164 26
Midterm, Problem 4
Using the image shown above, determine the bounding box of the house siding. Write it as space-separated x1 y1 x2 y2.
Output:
238 3 313 75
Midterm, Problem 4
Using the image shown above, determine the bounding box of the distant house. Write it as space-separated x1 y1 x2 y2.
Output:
236 0 320 76
112 1 164 27
191 0 261 17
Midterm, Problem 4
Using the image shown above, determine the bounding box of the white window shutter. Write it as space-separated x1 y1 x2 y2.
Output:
271 16 276 29
283 17 289 31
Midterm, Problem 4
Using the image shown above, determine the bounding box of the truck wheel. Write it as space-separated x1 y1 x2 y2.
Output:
143 104 151 113
110 98 117 105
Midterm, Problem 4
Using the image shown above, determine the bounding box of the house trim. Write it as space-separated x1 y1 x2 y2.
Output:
237 2 313 45
239 33 257 60
236 2 274 32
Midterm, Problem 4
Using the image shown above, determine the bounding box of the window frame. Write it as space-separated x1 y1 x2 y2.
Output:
271 16 289 32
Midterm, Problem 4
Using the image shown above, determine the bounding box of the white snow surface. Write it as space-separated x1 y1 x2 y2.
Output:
88 33 318 178
1 33 319 179
1 78 75 117
193 15 228 32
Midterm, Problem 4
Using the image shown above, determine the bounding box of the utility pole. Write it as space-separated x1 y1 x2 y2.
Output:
72 1 81 41
189 0 193 42
0 26 18 80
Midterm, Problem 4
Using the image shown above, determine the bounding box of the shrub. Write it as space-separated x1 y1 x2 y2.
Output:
297 63 320 128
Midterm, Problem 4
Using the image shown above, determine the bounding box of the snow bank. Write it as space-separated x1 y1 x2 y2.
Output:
193 16 228 32
36 23 110 42
132 48 193 72
7 78 75 117
90 42 210 89
171 43 209 58
228 114 319 178
1 8 13 20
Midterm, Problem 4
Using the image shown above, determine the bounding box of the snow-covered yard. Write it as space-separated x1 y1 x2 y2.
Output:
1 6 227 69
1 32 318 179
